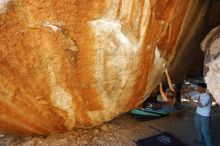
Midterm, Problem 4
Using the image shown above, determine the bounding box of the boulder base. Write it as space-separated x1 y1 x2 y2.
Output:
0 0 211 134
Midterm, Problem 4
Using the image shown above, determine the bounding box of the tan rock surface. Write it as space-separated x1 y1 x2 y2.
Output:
201 25 220 104
0 0 211 134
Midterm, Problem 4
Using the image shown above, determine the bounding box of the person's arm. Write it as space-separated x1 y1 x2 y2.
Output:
184 93 209 108
165 69 175 92
189 100 205 108
198 94 211 108
183 91 199 100
160 83 168 102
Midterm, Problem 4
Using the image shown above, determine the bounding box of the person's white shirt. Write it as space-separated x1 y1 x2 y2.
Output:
191 92 212 117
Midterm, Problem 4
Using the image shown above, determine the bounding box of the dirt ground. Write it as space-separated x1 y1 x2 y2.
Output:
0 102 219 146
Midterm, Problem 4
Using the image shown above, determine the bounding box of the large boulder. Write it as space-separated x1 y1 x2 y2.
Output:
201 25 220 104
0 0 211 134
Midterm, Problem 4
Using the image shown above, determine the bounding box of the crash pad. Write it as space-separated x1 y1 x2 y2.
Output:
135 132 186 146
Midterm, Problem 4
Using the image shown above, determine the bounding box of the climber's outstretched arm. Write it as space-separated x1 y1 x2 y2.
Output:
165 69 175 92
160 83 168 102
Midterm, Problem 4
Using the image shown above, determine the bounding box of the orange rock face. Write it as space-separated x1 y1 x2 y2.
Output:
0 0 211 134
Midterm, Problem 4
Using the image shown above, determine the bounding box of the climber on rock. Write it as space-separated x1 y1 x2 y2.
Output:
146 69 176 112
158 69 176 112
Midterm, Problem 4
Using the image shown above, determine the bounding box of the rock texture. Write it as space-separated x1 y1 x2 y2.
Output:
201 25 220 104
0 0 211 134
